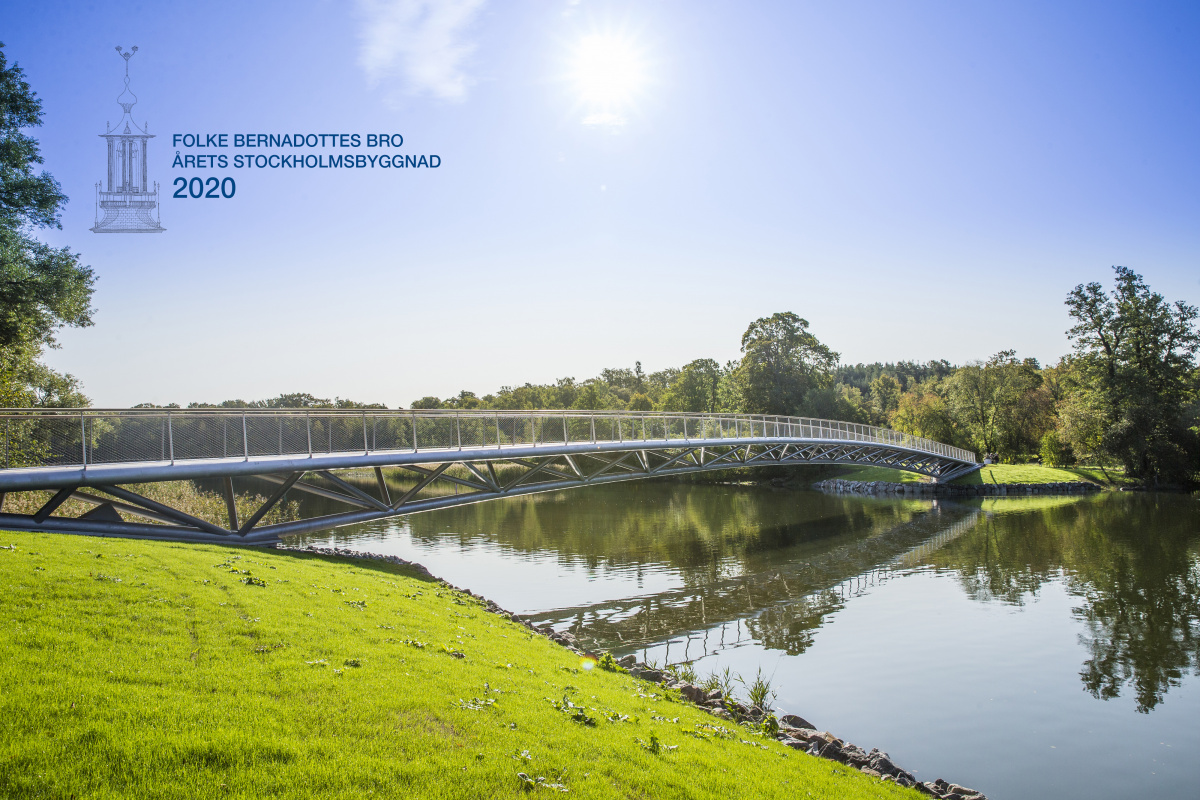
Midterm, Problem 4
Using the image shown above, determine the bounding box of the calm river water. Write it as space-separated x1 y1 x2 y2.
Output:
294 483 1200 800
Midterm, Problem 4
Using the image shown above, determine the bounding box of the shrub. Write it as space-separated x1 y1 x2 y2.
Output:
1040 430 1074 467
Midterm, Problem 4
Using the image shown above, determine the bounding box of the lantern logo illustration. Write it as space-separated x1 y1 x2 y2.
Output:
92 46 164 233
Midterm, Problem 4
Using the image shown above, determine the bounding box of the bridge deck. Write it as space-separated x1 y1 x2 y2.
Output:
0 409 977 543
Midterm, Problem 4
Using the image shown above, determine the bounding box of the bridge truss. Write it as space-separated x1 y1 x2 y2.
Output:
0 409 977 545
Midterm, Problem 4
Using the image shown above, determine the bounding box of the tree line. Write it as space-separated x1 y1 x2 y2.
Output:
388 273 1199 485
2 43 1197 485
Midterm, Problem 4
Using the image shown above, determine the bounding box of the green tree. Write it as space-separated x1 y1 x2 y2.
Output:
0 43 95 405
868 374 902 424
661 358 723 413
572 379 618 411
799 383 870 423
1039 429 1073 467
946 350 1038 457
890 382 962 446
627 392 653 411
736 312 838 416
1065 266 1200 483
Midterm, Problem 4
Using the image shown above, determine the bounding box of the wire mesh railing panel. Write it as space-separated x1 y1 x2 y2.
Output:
39 416 83 466
1 415 84 467
458 415 492 449
304 415 364 454
413 414 456 450
367 414 413 451
84 414 162 464
494 415 528 447
534 416 565 446
242 414 311 457
566 416 593 444
638 417 662 441
689 416 713 440
2 418 48 469
591 415 616 443
169 414 236 461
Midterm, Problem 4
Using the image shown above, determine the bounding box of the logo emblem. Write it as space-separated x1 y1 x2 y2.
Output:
92 46 164 233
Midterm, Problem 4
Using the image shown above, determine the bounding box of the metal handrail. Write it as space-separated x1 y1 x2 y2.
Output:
0 408 977 471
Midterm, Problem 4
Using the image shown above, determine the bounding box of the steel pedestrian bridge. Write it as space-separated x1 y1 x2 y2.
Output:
0 408 977 545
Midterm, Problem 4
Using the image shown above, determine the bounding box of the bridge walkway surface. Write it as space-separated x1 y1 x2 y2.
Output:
0 409 977 545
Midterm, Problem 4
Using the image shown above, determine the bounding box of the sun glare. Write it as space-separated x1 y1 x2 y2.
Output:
571 34 646 110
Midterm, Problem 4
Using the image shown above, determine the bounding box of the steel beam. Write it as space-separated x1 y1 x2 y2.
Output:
392 463 450 509
97 485 231 537
238 472 302 535
315 471 390 512
33 487 75 523
373 467 392 505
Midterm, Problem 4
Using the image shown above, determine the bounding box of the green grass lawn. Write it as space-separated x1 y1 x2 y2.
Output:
1060 465 1134 487
0 532 919 799
827 467 931 484
950 463 1105 485
832 462 1128 488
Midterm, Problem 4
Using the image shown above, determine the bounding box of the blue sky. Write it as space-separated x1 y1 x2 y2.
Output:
5 0 1199 407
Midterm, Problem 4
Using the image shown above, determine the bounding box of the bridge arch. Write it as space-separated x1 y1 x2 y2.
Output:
0 408 977 545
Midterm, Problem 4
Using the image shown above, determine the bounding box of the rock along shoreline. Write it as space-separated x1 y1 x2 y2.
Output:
814 478 1100 497
279 543 989 800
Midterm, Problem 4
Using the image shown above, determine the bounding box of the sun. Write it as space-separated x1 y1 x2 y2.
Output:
570 34 647 110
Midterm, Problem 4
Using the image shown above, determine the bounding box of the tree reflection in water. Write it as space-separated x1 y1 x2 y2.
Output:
926 493 1200 713
295 480 1200 713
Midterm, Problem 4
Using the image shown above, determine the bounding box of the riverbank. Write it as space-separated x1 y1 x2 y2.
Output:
830 463 1130 487
814 478 1101 497
0 531 926 800
291 546 988 800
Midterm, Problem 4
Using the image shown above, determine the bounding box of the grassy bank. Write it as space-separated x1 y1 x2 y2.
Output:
832 463 1125 487
0 532 917 799
951 464 1122 486
828 467 932 484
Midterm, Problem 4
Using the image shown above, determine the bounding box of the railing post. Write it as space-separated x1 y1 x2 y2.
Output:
683 416 688 441
562 413 568 444
591 415 596 443
456 411 462 450
306 411 312 457
167 410 175 464
242 412 249 461
81 413 87 467
363 410 370 454
495 413 502 448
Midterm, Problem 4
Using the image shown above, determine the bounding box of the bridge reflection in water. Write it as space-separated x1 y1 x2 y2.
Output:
526 502 982 660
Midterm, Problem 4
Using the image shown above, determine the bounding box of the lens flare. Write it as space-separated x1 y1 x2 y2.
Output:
568 32 648 126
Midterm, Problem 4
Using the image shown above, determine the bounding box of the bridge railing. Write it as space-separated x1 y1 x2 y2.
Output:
0 408 976 471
